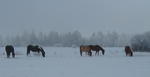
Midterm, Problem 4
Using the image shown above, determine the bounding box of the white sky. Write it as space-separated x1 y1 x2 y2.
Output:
0 0 150 37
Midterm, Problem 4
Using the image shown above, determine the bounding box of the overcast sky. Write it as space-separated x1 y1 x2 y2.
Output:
0 0 150 37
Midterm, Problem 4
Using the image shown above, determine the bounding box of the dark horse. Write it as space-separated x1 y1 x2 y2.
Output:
125 46 133 56
89 45 105 56
27 45 45 57
80 45 92 56
5 45 15 58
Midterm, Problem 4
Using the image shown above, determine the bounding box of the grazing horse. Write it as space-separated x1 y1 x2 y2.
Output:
80 45 92 56
89 45 105 56
27 45 45 57
5 45 15 58
125 46 133 56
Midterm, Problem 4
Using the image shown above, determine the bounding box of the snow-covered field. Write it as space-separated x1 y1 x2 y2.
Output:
0 47 150 77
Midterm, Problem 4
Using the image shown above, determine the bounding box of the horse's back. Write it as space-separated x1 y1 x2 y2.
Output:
27 45 35 49
27 45 39 51
80 45 91 52
5 45 14 52
90 45 104 51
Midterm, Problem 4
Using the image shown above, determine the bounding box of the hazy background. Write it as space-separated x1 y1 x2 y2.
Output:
0 0 150 37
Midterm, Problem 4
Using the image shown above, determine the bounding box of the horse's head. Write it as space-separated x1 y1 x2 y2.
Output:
125 46 131 52
125 46 133 56
39 47 45 57
97 45 105 55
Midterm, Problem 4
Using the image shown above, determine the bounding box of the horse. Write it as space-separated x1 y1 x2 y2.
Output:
89 45 105 56
80 45 92 56
27 45 45 57
5 45 15 58
125 46 133 56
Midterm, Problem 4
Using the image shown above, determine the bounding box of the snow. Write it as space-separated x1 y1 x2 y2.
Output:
0 47 150 77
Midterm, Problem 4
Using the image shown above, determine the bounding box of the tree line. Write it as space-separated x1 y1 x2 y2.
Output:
0 31 131 47
131 31 150 52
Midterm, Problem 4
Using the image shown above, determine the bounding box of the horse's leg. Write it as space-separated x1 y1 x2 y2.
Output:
130 52 133 56
6 51 10 58
27 48 30 56
37 50 40 54
80 50 82 56
102 50 104 55
97 51 99 56
95 51 97 56
86 52 88 56
95 51 99 56
88 51 92 56
126 52 129 56
90 51 92 56
125 52 127 56
12 51 15 58
96 51 99 56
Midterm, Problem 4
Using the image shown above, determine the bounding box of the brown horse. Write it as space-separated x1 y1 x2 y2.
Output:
89 45 105 56
125 46 133 56
80 45 92 56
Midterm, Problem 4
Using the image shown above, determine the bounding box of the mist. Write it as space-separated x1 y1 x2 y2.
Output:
0 0 150 37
